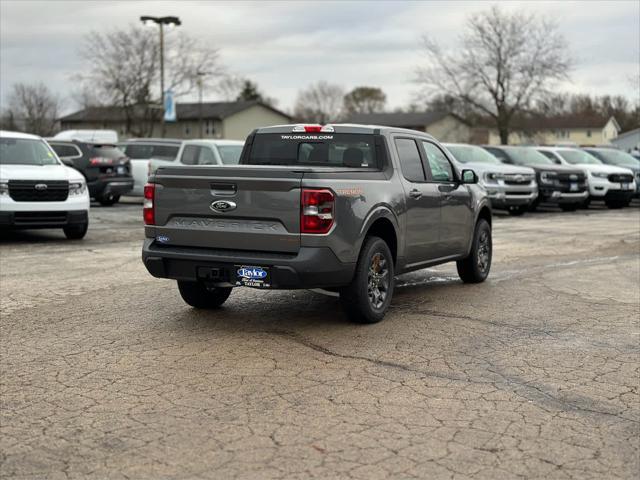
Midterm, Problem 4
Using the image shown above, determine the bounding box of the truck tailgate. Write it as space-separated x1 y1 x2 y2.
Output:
152 166 303 253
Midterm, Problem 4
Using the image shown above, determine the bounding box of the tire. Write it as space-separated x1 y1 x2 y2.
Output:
63 222 88 240
98 194 120 206
508 206 527 216
456 219 491 284
340 236 394 324
581 198 591 209
606 199 630 209
528 198 540 212
560 203 578 212
177 281 232 309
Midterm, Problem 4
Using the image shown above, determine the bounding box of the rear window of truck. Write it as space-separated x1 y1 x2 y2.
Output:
245 133 377 168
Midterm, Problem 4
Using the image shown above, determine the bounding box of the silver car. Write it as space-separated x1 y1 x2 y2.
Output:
444 143 538 215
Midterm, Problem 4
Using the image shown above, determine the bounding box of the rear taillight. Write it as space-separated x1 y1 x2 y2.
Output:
90 157 114 166
143 183 155 225
301 188 334 234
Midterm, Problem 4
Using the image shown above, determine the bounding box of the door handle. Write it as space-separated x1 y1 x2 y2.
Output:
409 189 422 199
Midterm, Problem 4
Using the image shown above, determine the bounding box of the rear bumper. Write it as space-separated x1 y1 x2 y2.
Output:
88 177 134 198
142 238 355 289
0 210 88 229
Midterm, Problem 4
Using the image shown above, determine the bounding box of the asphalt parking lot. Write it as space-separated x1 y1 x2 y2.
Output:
1 199 639 480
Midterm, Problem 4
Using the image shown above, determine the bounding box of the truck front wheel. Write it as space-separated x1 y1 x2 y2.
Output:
63 222 88 240
457 219 492 283
340 236 394 324
177 281 232 309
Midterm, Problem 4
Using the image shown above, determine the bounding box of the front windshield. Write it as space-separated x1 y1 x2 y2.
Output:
217 145 243 165
0 138 60 166
508 148 554 165
446 145 501 164
558 150 602 165
589 149 639 167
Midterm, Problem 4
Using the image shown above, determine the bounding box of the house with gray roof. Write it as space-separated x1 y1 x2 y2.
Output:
59 101 291 140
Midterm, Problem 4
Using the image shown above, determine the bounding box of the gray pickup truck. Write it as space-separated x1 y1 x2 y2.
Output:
142 124 493 323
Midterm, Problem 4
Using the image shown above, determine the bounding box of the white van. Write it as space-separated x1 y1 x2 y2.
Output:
54 129 119 144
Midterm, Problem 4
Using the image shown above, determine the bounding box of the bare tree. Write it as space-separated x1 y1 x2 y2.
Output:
216 75 246 102
417 6 571 144
4 82 60 136
77 24 222 136
343 87 387 115
293 81 345 123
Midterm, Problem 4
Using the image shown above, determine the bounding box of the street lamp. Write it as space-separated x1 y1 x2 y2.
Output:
196 71 211 138
140 15 181 137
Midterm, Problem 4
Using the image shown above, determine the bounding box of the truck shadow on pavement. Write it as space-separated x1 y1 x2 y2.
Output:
168 273 466 334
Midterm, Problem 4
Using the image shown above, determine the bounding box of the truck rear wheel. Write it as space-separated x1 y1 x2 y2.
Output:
457 219 491 284
340 236 394 324
177 281 232 309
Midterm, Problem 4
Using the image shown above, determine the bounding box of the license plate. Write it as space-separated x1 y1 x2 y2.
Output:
622 183 629 190
235 265 271 288
570 183 578 192
117 166 126 174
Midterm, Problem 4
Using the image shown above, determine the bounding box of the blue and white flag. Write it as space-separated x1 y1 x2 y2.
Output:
164 89 177 122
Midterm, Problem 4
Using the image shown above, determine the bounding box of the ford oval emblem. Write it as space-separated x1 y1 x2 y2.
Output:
569 174 578 180
210 200 237 213
34 183 48 191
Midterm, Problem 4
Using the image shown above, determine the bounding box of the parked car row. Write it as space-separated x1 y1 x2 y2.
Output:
444 144 638 213
1 126 637 243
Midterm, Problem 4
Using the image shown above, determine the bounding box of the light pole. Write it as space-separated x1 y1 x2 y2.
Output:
196 71 211 138
140 15 181 138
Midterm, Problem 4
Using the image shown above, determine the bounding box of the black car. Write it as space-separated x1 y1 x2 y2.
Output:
47 140 134 206
483 146 588 211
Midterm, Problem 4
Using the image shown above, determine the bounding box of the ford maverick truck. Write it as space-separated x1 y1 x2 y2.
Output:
142 124 492 323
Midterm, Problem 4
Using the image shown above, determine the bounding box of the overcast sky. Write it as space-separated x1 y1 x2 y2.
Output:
1 0 638 114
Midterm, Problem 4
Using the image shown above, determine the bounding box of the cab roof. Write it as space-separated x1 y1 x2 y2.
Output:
254 123 437 140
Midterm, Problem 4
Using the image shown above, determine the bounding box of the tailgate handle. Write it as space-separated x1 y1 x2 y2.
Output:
211 183 237 196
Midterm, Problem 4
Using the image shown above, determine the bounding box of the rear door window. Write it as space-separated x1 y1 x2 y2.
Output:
246 133 376 168
197 147 217 165
180 145 199 165
50 143 81 158
394 138 425 182
217 145 243 165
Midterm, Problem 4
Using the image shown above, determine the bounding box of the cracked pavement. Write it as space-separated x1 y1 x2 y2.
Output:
1 200 639 479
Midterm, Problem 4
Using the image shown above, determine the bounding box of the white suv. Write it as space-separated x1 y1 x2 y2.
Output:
148 139 244 175
537 146 636 208
0 131 90 239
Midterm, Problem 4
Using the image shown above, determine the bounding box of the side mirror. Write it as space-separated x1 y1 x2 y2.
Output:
461 169 477 184
60 158 75 167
